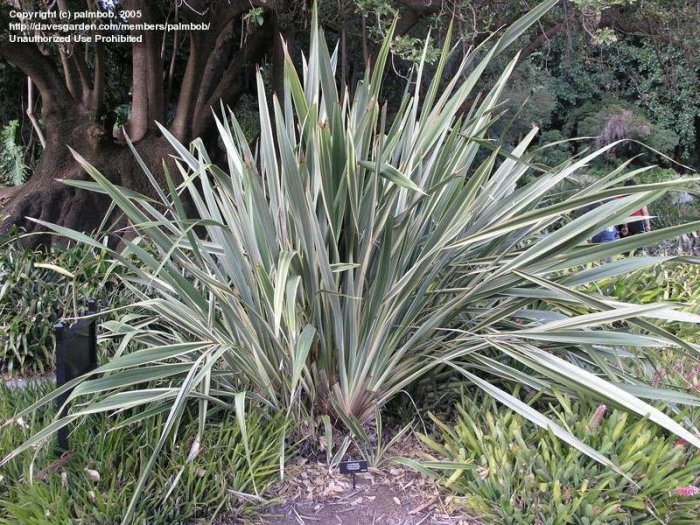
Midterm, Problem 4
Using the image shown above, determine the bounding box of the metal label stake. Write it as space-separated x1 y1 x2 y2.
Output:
338 460 368 489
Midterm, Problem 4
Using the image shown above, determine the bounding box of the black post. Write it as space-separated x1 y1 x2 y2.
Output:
53 299 100 451
87 299 98 371
54 322 69 451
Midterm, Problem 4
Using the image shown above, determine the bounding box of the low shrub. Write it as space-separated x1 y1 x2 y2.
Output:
578 261 700 429
636 168 699 231
582 261 700 352
586 262 700 311
419 392 700 524
603 167 698 230
0 234 127 374
0 381 287 523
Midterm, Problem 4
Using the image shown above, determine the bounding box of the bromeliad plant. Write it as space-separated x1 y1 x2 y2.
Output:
419 392 700 523
5 1 700 521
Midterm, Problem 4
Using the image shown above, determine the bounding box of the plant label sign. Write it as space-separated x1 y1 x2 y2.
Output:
339 460 368 489
339 460 368 474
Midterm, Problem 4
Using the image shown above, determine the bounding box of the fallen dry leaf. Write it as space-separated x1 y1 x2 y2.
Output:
35 451 73 481
84 468 100 482
187 439 201 462
409 496 437 515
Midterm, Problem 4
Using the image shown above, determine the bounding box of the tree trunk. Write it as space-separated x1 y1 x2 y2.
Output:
0 2 408 241
0 14 274 243
0 105 173 245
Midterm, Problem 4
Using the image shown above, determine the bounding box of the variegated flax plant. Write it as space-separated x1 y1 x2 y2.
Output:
4 1 700 522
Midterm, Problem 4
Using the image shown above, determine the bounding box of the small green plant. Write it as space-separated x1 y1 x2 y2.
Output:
338 407 414 468
602 262 700 306
354 0 440 63
243 6 265 26
234 93 262 143
636 169 699 230
319 415 352 470
419 391 700 524
0 120 28 187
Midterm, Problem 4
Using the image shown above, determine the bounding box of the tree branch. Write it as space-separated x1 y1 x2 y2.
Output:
26 77 46 148
170 32 212 141
171 1 252 141
72 46 93 103
192 21 274 139
89 0 106 114
56 0 81 99
0 42 73 115
143 2 164 129
124 0 164 140
127 29 150 140
395 0 441 35
195 18 239 114
515 21 565 67
92 40 106 114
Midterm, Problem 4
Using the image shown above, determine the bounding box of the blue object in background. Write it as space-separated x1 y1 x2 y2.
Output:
591 226 619 243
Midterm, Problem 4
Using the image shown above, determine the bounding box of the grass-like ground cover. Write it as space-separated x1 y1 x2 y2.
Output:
0 381 286 524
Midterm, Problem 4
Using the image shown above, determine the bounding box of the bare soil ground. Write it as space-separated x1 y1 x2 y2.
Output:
253 475 476 524
218 445 479 525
